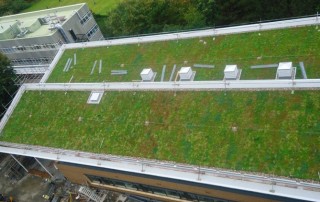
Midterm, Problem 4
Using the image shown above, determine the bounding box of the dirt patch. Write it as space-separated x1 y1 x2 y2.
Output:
0 174 50 202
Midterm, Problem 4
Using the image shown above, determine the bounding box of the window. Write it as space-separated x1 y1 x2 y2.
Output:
86 24 99 39
80 11 92 25
0 47 15 54
34 45 42 50
11 57 53 65
1 42 62 54
17 46 26 51
85 174 229 202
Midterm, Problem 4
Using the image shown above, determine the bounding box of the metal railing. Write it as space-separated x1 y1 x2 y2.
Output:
25 79 320 92
100 14 320 41
0 141 319 193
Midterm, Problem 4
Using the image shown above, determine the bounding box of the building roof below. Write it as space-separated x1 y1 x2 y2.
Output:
1 90 319 180
0 3 84 40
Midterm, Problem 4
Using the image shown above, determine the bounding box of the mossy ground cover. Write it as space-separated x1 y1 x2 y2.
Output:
47 26 320 83
23 0 123 15
1 90 319 180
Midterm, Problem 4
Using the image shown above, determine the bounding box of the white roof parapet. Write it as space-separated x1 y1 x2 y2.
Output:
0 141 319 201
25 79 320 92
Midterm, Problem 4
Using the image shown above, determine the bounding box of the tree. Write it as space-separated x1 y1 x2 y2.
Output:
0 0 32 16
104 0 206 37
0 53 17 118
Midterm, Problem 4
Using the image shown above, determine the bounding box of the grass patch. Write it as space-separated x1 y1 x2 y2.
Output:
47 26 320 83
23 0 123 15
1 90 319 180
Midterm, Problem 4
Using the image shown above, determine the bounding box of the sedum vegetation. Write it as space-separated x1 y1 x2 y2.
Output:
1 90 319 180
48 26 320 83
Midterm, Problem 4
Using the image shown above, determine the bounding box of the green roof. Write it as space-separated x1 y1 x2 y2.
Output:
1 90 319 180
47 26 320 83
1 24 320 181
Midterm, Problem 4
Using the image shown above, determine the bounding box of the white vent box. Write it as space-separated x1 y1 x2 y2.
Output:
140 68 156 81
179 67 194 80
224 65 240 80
277 62 293 78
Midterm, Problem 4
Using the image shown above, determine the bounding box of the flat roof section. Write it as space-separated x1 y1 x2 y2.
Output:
46 26 320 83
1 90 319 180
0 3 84 40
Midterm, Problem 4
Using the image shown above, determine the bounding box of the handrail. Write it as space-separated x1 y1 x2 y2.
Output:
0 141 319 192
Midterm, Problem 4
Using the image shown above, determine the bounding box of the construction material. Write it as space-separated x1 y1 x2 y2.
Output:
193 64 215 68
63 59 70 72
63 58 72 72
78 186 107 202
169 64 176 81
68 75 74 83
251 64 278 69
90 60 97 75
99 60 102 74
161 65 166 81
74 53 76 65
66 59 73 71
111 70 127 75
299 62 307 79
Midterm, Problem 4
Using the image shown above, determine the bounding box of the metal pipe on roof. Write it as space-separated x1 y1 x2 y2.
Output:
54 24 70 43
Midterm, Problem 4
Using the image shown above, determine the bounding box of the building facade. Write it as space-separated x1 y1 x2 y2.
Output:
0 3 103 73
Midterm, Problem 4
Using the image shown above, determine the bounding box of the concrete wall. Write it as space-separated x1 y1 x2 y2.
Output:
0 3 102 66
57 162 278 202
1 32 61 65
61 3 103 43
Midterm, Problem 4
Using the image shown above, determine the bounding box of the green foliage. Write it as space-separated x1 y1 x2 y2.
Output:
2 91 320 180
48 26 320 83
23 0 123 15
0 0 33 16
102 0 320 36
15 0 320 37
0 53 17 118
104 0 206 37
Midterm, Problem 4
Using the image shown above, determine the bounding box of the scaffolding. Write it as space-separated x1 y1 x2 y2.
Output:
78 186 107 202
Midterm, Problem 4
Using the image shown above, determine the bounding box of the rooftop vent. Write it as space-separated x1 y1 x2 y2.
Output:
178 67 196 81
224 65 241 80
140 68 156 82
38 17 50 25
276 62 296 79
87 91 104 104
